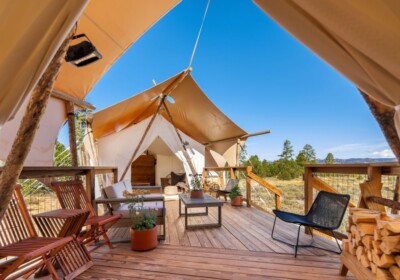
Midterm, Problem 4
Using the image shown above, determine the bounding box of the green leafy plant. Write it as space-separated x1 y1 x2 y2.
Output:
125 190 157 230
190 174 203 191
229 183 242 200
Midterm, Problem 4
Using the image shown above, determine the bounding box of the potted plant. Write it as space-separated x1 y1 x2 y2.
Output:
125 190 158 251
229 183 243 206
190 174 204 199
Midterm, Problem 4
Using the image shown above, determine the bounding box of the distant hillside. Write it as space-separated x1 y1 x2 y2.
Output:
317 158 397 164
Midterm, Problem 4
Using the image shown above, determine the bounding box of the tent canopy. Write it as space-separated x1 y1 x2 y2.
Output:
91 71 247 156
0 0 180 128
254 0 400 137
0 0 181 166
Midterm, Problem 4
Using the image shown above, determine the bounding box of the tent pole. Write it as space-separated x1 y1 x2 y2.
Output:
0 28 76 222
66 101 78 167
162 100 198 176
119 96 166 181
119 68 192 181
360 90 400 161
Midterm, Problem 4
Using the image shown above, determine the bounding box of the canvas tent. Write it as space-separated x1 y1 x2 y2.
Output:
0 0 181 166
88 70 248 181
95 114 205 184
254 0 400 159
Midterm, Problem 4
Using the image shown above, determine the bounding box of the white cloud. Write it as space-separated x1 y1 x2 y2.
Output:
372 149 395 158
325 142 395 158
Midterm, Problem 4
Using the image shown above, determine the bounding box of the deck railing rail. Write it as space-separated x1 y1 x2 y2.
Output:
202 166 282 210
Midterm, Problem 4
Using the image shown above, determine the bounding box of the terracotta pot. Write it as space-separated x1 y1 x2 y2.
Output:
130 226 158 251
190 190 204 199
231 195 243 206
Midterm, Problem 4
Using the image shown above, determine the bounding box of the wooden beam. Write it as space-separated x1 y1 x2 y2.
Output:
66 101 78 167
360 90 400 161
368 196 400 210
51 90 96 110
0 28 76 222
311 176 356 207
205 130 271 146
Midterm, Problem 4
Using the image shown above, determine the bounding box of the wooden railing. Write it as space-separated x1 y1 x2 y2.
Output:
0 166 118 211
202 166 282 209
304 162 400 238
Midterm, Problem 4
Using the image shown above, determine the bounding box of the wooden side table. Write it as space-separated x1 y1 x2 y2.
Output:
33 209 93 279
33 209 89 238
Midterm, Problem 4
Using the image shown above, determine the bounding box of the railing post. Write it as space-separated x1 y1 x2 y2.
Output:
275 193 280 210
112 168 118 183
246 166 252 207
304 166 313 235
86 168 96 209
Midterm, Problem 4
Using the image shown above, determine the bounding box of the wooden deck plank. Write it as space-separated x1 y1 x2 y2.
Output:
79 243 355 280
84 199 357 279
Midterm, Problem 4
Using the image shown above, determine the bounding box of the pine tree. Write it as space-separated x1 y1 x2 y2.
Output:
239 143 248 165
296 151 307 166
325 153 335 164
279 140 294 160
301 144 317 163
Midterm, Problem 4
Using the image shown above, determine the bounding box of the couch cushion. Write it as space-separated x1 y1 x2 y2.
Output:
171 172 186 185
103 180 132 209
103 180 132 198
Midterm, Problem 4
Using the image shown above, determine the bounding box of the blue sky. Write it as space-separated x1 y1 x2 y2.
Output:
61 0 393 160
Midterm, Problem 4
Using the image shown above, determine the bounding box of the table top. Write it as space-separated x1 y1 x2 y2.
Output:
179 193 224 207
33 209 89 219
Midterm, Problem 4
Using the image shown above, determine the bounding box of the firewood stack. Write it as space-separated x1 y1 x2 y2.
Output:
343 208 400 280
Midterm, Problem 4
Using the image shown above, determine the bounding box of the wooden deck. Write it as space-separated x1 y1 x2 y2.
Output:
79 200 355 279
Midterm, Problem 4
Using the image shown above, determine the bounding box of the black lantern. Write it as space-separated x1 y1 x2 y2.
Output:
65 34 102 67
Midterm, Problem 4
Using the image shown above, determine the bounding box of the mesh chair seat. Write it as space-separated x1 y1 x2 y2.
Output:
273 210 323 229
272 190 350 257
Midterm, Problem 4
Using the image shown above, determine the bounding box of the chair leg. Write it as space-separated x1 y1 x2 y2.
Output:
295 225 301 258
332 230 342 253
271 216 277 238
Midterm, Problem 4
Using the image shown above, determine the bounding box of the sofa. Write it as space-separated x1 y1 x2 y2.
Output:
96 180 166 240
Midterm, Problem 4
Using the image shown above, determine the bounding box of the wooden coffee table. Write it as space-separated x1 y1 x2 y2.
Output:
179 193 224 229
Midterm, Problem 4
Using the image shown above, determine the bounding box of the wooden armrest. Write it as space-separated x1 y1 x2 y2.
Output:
95 194 165 204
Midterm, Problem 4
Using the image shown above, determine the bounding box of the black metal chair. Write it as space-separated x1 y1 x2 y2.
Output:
271 190 350 257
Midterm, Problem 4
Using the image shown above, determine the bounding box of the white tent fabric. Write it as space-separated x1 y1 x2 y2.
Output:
0 0 88 129
96 114 205 181
0 97 67 166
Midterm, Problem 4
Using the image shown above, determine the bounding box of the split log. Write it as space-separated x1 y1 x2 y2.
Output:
389 265 400 280
352 209 382 223
378 254 396 269
371 263 378 274
376 267 395 280
381 236 400 254
357 246 366 261
0 28 75 222
373 240 383 255
395 256 400 266
362 235 374 250
357 223 376 236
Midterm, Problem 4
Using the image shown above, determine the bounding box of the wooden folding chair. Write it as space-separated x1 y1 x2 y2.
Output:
50 180 122 252
0 185 72 280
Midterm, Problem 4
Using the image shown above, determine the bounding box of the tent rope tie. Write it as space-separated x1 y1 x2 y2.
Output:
188 0 211 68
